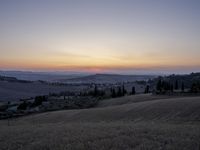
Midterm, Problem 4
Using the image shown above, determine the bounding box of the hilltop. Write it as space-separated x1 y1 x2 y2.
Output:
59 74 155 83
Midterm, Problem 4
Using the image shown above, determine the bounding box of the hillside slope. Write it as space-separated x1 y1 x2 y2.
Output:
17 96 200 123
0 81 86 101
0 95 200 150
97 94 179 107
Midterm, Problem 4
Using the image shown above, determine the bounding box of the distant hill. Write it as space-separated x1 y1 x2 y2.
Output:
59 74 156 83
0 75 18 82
0 75 31 83
0 70 87 82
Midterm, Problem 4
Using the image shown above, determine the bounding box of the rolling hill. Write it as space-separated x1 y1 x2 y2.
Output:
0 70 87 82
0 73 155 101
59 74 155 83
0 76 86 101
16 95 200 123
0 94 200 150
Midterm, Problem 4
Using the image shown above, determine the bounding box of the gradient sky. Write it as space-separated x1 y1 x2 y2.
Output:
0 0 200 74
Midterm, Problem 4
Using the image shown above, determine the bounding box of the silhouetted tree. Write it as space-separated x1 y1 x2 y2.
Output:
170 84 174 92
132 86 136 95
156 78 162 92
17 101 28 110
165 81 172 91
122 84 127 96
144 85 150 93
94 85 98 96
117 87 122 97
32 96 46 107
111 88 116 98
181 82 185 92
175 80 179 90
191 82 200 93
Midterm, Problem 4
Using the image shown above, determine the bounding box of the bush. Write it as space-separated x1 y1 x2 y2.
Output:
31 96 47 107
17 101 28 110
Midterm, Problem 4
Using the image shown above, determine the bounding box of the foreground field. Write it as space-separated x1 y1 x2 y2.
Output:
0 95 200 150
0 121 200 150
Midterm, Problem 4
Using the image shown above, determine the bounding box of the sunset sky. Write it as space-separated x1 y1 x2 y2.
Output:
0 0 200 74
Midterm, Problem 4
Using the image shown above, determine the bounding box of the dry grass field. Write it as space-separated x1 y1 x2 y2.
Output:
0 94 200 150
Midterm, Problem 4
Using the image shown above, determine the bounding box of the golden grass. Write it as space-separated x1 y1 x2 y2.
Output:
0 95 200 150
0 121 200 150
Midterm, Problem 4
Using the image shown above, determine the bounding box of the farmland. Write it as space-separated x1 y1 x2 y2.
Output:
0 94 200 150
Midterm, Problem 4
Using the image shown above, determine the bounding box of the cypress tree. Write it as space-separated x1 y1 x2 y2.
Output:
111 88 116 98
94 85 98 96
144 85 150 93
170 84 174 92
156 79 162 92
181 82 185 92
175 80 178 90
132 86 136 95
122 84 127 96
117 87 122 97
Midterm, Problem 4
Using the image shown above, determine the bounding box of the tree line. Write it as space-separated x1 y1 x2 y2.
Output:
156 77 200 94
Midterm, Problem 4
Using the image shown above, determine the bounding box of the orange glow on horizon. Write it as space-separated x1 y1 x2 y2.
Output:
1 48 200 72
1 58 200 72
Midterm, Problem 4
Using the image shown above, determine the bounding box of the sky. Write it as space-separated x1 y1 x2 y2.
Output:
0 0 200 74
